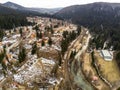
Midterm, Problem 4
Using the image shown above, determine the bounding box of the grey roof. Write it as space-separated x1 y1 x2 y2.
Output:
101 50 112 57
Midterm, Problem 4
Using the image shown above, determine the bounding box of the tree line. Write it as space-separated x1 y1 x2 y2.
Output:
0 15 32 29
61 26 81 55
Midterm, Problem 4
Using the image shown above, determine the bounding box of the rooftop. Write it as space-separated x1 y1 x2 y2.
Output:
101 50 112 57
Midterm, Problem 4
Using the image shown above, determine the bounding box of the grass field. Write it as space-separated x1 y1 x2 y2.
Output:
83 53 110 90
94 51 120 84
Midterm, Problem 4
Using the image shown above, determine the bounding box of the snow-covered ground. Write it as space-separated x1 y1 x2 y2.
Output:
14 65 42 84
0 74 4 81
14 56 56 84
41 57 55 65
48 77 63 85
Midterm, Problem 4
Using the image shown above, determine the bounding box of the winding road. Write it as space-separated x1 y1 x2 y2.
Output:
63 27 94 90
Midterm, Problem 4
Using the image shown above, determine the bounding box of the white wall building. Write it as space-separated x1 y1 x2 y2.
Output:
100 50 113 61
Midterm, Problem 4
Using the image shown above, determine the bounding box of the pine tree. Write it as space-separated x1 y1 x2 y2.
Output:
18 47 26 63
77 25 81 36
0 51 5 63
48 37 52 46
39 31 42 39
34 25 39 31
31 42 37 55
19 28 23 37
62 31 68 38
0 29 4 41
61 39 68 55
41 40 45 46
50 25 54 34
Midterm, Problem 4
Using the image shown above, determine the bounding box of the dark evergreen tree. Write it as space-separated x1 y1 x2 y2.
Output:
0 15 32 29
61 39 68 55
0 29 4 41
18 47 26 63
77 25 81 35
41 40 45 46
50 25 54 34
0 51 5 63
19 28 23 37
34 25 39 31
48 37 52 46
116 52 120 61
62 31 68 38
39 31 43 39
31 42 37 55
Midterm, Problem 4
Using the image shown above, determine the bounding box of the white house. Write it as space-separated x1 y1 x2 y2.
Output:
100 50 113 61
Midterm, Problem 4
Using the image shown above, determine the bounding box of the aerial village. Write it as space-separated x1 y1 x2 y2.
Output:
0 16 119 90
0 16 77 89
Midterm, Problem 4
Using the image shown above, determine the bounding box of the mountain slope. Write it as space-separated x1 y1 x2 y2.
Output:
0 3 52 29
29 7 62 15
0 4 19 14
55 2 120 26
55 2 120 50
2 2 43 16
3 1 25 10
2 2 62 14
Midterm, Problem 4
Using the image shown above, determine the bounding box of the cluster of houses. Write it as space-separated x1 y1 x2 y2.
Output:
0 16 77 89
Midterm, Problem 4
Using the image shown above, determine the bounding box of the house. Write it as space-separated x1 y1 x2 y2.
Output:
100 50 113 61
30 33 36 39
3 59 9 66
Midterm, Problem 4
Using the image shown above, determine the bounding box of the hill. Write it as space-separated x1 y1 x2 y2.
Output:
1 2 43 16
55 2 120 26
0 4 19 15
0 2 53 29
2 2 62 15
2 1 25 10
29 7 62 15
55 2 120 50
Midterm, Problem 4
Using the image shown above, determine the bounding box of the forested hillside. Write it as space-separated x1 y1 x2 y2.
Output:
0 15 32 29
55 2 120 50
0 4 53 29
